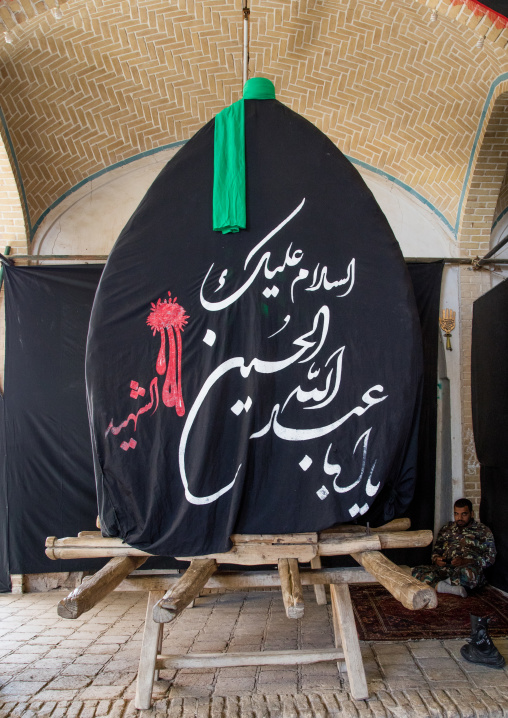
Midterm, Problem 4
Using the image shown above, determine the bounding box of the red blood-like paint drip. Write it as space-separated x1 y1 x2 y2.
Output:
147 292 188 417
156 330 166 375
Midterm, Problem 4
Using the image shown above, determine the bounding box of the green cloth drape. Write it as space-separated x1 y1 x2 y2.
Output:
213 78 276 234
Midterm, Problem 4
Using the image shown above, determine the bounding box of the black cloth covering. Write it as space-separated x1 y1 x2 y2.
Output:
0 394 9 591
381 262 442 566
2 266 105 579
87 99 424 558
472 278 508 592
480 0 508 17
472 279 508 467
480 466 508 592
0 260 440 587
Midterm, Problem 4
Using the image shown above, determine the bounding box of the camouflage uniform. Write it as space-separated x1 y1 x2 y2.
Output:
412 520 496 590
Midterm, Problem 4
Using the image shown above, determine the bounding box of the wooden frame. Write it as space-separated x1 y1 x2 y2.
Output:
46 520 437 709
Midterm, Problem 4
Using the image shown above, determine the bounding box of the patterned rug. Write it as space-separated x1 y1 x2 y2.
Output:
350 584 508 641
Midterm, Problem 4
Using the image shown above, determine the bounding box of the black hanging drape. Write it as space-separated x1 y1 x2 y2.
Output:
479 0 508 18
472 277 508 592
0 259 441 589
0 394 9 592
385 262 443 566
2 265 106 582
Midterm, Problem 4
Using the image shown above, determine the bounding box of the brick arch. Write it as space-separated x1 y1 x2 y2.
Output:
0 128 28 255
458 83 508 257
413 0 508 50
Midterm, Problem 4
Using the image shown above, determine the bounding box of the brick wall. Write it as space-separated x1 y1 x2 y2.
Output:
456 88 508 514
0 138 26 254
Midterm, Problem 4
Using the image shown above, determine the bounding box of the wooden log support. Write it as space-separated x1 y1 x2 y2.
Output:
378 529 433 550
57 556 147 619
152 559 217 623
45 535 153 560
322 518 411 535
352 550 438 610
46 528 431 562
156 648 344 670
135 591 164 711
278 558 304 619
318 530 431 556
310 556 327 605
330 584 369 701
118 566 376 592
47 517 435 710
177 532 319 564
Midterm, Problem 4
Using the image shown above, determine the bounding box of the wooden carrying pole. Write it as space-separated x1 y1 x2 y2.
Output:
45 529 432 561
152 558 217 623
278 558 305 618
352 550 438 610
57 556 147 619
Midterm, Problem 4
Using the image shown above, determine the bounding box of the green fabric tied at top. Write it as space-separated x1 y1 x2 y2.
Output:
213 78 276 234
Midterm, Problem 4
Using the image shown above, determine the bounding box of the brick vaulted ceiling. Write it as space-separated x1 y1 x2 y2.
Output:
1 0 508 245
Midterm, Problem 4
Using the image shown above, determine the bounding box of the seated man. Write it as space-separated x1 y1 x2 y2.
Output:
412 498 496 597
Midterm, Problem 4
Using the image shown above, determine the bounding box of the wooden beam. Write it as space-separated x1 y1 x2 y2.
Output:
176 534 319 564
46 528 428 562
310 556 327 605
352 551 437 610
278 558 305 619
152 559 217 623
378 529 432 550
135 591 164 711
156 648 344 669
330 584 369 700
57 556 147 619
45 535 152 560
118 566 375 592
318 530 431 556
322 517 411 534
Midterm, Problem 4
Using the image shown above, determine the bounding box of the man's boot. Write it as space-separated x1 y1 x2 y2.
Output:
460 615 505 668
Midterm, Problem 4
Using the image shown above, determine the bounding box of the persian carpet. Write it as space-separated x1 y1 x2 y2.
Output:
350 584 508 641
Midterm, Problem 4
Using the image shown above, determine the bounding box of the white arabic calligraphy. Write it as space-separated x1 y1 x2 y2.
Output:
179 197 387 507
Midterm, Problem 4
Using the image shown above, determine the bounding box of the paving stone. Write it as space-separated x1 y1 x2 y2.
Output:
65 701 85 718
79 701 100 717
79 685 126 700
47 675 92 690
94 699 113 717
15 668 59 682
214 678 256 696
12 644 48 654
36 690 81 702
62 663 105 676
3 592 508 716
0 681 47 696
471 672 508 688
431 688 462 717
1 654 42 664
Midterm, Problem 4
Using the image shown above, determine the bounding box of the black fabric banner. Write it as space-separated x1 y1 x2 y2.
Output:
472 278 508 467
480 466 508 592
0 259 440 586
385 262 443 566
480 0 508 17
3 265 106 578
87 99 424 558
472 277 508 592
0 394 9 592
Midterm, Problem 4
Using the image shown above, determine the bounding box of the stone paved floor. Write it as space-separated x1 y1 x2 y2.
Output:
1 588 508 716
